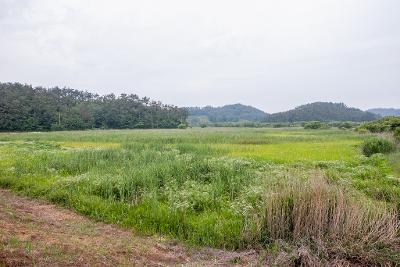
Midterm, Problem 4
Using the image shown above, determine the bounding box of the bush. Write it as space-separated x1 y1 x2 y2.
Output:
395 127 400 141
359 116 400 133
303 121 330 129
329 121 357 129
200 123 207 128
361 138 395 157
272 123 287 128
177 123 187 129
337 121 353 129
355 128 369 134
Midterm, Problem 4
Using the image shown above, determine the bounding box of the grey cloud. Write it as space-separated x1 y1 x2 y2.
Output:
0 0 399 112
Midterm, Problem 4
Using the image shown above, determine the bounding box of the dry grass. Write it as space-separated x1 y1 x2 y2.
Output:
263 174 400 265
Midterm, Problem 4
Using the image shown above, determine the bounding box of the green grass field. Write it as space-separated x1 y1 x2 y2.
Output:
0 128 399 264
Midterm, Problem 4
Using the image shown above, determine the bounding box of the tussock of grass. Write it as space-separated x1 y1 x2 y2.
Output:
263 175 399 265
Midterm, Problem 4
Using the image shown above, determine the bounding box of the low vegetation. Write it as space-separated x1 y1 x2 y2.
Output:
0 128 399 265
395 128 400 141
362 137 396 157
303 121 330 129
358 116 400 133
264 176 398 264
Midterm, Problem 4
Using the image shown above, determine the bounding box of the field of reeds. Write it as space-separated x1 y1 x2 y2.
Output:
0 127 399 265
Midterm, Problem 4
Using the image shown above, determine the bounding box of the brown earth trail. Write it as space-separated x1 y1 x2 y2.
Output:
0 190 259 266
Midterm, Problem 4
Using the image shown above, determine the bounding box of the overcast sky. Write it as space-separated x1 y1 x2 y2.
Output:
0 0 399 112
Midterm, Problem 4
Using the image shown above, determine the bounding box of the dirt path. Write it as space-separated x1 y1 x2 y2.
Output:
0 190 259 266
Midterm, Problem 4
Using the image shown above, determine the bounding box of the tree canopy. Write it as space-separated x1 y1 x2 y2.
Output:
186 103 267 123
265 102 378 123
0 82 187 131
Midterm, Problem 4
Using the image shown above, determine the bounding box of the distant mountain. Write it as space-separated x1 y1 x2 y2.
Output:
367 108 400 117
186 104 267 122
265 102 379 122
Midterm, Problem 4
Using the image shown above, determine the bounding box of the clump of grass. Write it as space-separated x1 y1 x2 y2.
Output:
263 175 399 265
361 137 396 157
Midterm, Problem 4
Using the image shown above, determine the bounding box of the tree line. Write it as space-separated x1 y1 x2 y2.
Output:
186 103 267 123
187 102 379 125
265 102 378 123
0 82 187 131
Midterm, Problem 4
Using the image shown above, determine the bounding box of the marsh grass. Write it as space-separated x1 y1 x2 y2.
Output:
263 175 399 265
0 128 399 264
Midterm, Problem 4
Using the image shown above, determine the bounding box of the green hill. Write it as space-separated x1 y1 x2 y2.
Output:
367 108 400 117
265 102 378 122
186 104 267 123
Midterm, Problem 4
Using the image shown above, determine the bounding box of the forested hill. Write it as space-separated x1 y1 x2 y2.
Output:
265 102 379 122
186 104 267 122
0 82 187 131
367 108 400 117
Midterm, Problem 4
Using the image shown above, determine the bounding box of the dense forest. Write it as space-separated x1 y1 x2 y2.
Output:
367 108 400 117
265 102 378 122
0 83 187 131
186 104 267 123
187 102 380 125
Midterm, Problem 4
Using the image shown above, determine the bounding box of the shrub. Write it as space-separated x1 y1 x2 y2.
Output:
395 127 400 141
338 121 353 129
303 121 330 129
177 123 188 129
361 138 396 157
355 128 369 134
359 116 400 133
200 123 207 128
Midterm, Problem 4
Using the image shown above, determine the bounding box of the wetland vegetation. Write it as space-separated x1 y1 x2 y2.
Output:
0 127 399 265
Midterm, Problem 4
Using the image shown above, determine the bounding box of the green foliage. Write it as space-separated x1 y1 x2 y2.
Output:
0 82 187 131
358 116 400 133
197 121 276 128
266 102 378 123
355 128 370 135
272 122 293 128
394 127 400 141
303 121 330 129
332 121 357 129
0 128 399 264
186 104 267 123
361 138 396 157
177 123 188 129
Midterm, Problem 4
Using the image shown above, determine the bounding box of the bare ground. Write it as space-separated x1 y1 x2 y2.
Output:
0 190 260 266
